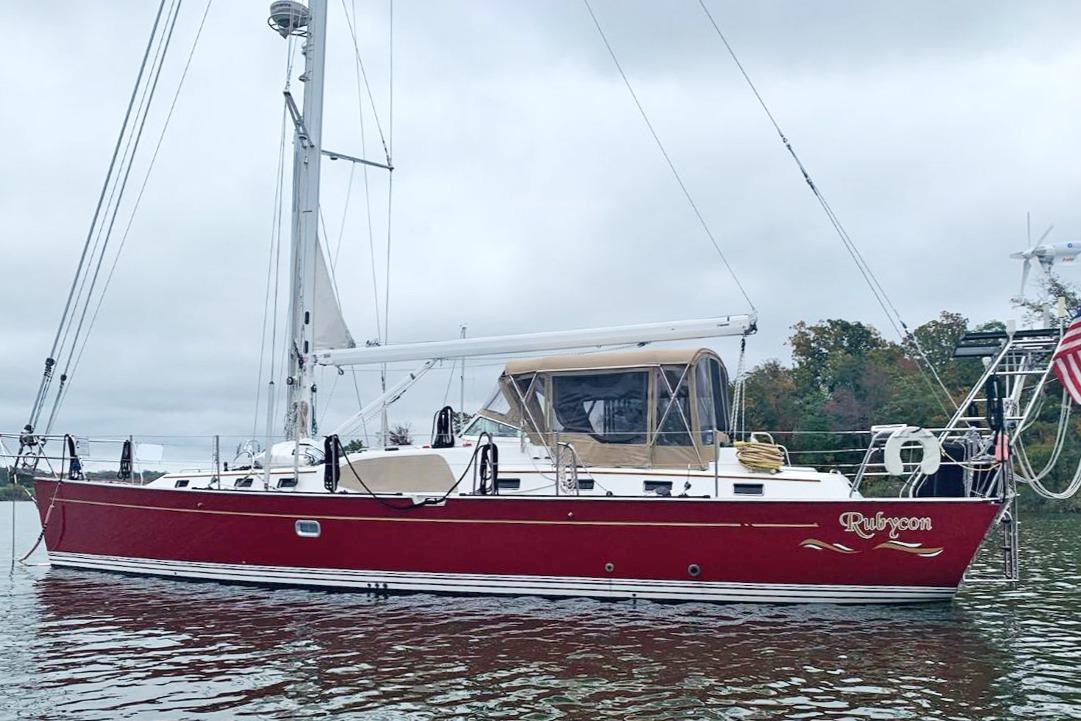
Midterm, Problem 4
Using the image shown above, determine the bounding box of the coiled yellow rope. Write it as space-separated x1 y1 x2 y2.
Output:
734 440 785 473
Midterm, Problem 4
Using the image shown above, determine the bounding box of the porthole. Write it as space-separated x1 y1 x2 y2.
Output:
295 519 321 538
174 479 189 488
604 562 615 573
688 563 701 578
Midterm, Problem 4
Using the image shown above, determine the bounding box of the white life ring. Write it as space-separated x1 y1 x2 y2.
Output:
883 426 941 476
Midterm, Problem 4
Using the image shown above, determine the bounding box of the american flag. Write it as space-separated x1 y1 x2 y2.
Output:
1053 306 1081 403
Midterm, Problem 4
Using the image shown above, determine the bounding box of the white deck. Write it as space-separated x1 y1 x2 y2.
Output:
146 436 858 501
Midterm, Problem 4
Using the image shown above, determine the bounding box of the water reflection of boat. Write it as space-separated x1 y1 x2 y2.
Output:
29 570 1004 717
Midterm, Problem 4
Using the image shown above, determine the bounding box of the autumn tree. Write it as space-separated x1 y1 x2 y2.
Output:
388 423 414 446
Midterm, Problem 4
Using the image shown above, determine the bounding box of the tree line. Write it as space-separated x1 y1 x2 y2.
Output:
740 310 1080 512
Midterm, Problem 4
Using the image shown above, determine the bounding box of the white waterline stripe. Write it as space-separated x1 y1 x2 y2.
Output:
49 553 956 604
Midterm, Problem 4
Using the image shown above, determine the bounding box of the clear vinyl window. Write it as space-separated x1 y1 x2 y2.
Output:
709 358 730 434
695 360 715 444
552 371 648 444
461 416 518 438
656 367 693 446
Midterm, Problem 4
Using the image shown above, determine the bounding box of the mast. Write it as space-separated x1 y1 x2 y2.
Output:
274 0 328 440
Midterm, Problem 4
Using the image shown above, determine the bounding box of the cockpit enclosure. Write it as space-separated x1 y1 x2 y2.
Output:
481 348 730 470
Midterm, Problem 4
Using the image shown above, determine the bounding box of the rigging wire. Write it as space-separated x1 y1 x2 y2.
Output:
340 0 392 166
255 35 299 441
318 208 348 306
254 95 291 438
442 358 458 406
56 11 173 377
384 0 395 343
54 0 181 394
332 163 356 270
349 369 372 447
379 0 396 446
582 0 756 314
729 336 747 437
695 0 956 415
320 0 389 440
62 0 216 429
316 202 355 437
59 0 183 370
25 0 170 433
345 0 383 342
384 173 394 345
319 369 343 427
43 0 185 435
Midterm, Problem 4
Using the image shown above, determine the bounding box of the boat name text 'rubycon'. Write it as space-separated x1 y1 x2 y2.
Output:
839 512 933 539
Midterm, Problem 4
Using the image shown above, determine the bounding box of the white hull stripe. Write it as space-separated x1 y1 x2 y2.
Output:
48 552 957 605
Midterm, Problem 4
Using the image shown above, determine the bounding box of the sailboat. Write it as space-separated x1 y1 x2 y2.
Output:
12 0 1072 604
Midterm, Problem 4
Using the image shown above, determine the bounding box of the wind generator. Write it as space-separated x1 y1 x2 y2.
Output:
1010 218 1080 303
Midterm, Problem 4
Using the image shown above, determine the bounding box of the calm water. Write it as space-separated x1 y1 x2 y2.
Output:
1 502 1079 721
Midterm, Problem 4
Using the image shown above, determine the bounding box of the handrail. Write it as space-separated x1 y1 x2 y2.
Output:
554 440 582 495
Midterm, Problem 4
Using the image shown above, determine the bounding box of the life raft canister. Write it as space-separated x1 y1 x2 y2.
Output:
883 426 941 476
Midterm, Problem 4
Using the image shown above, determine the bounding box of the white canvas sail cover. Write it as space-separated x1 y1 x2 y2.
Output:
313 238 355 350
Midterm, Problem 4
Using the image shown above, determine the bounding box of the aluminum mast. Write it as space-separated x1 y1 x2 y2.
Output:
273 0 327 440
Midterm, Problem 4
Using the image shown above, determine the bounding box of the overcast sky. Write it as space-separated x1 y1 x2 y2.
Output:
4 1 1081 460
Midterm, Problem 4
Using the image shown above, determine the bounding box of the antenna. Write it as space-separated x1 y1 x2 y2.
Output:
268 1 310 37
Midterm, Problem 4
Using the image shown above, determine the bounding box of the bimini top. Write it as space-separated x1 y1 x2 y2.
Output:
504 348 714 375
488 347 730 470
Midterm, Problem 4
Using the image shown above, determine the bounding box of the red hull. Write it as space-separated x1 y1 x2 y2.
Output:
33 479 1000 604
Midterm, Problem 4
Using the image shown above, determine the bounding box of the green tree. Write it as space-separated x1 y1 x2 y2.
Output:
1016 273 1081 326
790 319 889 394
342 438 366 454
